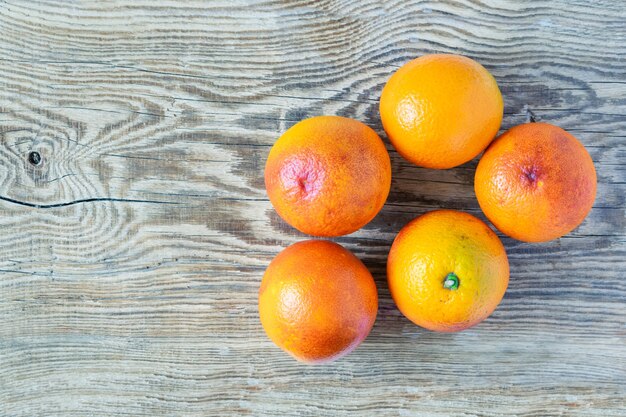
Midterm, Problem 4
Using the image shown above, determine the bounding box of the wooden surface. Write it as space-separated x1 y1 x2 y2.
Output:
0 1 625 416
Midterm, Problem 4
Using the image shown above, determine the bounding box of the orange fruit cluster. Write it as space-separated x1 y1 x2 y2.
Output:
260 53 597 364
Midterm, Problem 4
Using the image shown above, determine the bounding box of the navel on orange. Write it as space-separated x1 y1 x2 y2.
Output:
259 240 378 364
387 210 509 332
380 54 503 169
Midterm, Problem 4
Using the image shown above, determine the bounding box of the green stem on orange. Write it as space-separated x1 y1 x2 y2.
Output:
443 273 460 290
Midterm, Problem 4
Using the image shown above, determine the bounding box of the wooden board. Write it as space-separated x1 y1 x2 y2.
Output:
0 1 624 415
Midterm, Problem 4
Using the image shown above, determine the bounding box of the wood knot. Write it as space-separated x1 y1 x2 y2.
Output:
28 151 42 166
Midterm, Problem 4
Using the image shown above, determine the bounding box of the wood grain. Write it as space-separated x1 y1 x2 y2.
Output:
0 0 624 416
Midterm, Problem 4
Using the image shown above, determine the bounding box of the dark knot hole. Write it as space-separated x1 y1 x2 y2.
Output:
28 151 42 166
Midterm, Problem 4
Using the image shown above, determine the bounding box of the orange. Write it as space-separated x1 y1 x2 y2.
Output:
379 54 503 169
259 240 378 364
475 122 597 242
265 116 391 237
387 210 509 332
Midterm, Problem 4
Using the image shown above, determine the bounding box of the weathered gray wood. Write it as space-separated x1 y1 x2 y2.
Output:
0 0 624 416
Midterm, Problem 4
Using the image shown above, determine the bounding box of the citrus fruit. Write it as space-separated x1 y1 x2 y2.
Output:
379 54 503 169
387 210 509 332
475 122 597 242
265 116 391 237
259 240 378 364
